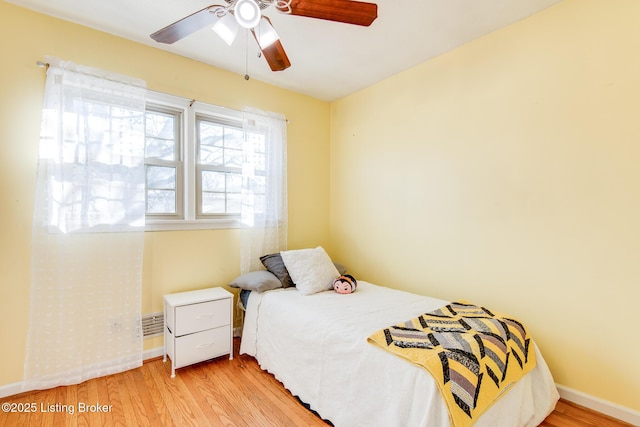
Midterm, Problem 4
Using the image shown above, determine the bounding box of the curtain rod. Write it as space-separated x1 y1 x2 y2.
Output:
36 60 290 124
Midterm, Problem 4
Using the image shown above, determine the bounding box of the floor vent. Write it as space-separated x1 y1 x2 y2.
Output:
142 312 164 338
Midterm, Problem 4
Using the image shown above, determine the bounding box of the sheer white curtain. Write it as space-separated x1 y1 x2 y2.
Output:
240 107 287 273
24 57 146 390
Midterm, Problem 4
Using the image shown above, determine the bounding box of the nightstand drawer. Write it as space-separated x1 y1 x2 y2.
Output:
174 299 230 336
174 326 231 368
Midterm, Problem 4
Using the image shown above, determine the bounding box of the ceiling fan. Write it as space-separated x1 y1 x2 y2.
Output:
150 0 378 72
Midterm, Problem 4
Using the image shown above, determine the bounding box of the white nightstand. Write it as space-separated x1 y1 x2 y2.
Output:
163 287 233 378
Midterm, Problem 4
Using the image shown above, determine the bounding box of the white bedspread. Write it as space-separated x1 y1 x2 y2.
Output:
240 282 558 427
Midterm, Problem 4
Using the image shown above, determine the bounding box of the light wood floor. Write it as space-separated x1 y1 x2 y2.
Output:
0 339 632 427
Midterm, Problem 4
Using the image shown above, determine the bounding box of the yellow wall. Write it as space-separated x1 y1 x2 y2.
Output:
331 0 639 412
0 2 330 386
3 0 639 415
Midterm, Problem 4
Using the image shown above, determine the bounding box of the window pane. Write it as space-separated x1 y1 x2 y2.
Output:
202 170 225 192
147 166 176 190
146 137 176 160
202 192 225 213
146 111 175 136
225 127 243 149
145 111 176 160
198 120 244 167
227 193 241 214
147 189 176 214
227 172 242 193
200 171 242 215
198 120 223 166
200 145 224 166
199 121 223 147
225 148 242 168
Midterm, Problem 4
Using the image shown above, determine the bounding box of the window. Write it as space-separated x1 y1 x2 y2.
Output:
196 116 243 218
144 91 266 230
145 105 183 220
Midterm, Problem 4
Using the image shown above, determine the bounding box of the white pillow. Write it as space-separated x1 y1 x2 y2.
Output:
280 246 339 296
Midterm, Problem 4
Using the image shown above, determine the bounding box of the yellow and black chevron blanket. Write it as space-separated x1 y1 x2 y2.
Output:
367 301 536 427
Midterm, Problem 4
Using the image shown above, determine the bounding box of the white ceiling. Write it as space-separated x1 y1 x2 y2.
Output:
8 0 562 101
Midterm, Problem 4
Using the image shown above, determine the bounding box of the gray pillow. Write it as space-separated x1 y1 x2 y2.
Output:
228 270 283 293
334 262 347 275
260 253 295 288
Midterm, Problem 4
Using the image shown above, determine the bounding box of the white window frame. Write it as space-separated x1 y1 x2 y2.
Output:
195 113 244 220
144 91 244 231
144 104 184 221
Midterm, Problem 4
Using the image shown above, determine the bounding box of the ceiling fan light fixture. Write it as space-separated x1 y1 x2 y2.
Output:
234 0 261 29
255 17 279 49
212 11 239 45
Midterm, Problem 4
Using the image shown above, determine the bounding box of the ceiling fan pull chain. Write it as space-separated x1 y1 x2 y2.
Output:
244 29 251 80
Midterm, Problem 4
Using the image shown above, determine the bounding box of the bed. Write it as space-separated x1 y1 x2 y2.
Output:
239 281 559 427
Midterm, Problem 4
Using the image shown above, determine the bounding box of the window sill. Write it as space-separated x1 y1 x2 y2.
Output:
145 219 241 232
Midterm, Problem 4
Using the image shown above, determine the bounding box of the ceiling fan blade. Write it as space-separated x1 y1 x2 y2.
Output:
259 39 292 72
251 18 291 72
151 5 223 44
278 0 378 27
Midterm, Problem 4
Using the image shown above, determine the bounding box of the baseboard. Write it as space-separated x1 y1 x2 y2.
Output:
556 384 640 426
